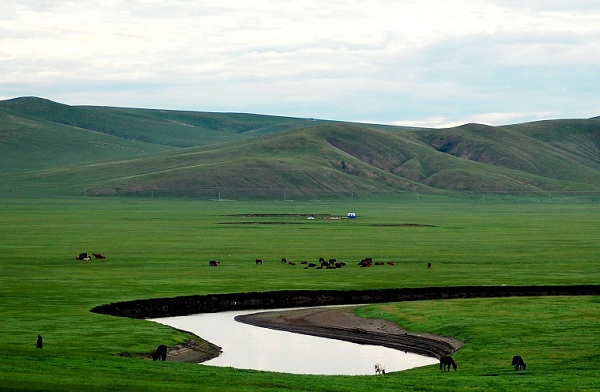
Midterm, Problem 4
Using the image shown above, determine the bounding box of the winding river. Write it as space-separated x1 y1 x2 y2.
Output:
152 308 438 375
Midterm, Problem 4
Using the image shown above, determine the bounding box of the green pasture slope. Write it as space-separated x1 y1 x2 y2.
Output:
1 196 598 391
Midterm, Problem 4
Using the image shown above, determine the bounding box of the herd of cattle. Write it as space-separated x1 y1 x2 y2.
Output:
209 257 420 268
75 252 106 261
74 253 432 269
149 342 527 374
374 354 526 374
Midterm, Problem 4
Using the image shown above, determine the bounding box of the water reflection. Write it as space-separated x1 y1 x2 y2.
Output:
152 308 438 375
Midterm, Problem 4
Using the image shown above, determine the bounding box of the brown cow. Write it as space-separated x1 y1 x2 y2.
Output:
440 355 457 371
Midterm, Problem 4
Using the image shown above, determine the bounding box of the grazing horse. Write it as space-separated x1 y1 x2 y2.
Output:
440 355 457 371
152 344 167 361
255 258 263 265
36 335 43 349
375 362 385 375
512 355 526 371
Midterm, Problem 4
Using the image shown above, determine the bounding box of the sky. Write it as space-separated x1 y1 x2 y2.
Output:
2 1 599 127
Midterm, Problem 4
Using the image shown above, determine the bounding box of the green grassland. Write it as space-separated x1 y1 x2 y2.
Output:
1 196 598 391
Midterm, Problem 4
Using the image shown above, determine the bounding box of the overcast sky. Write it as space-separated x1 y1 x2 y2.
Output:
2 1 599 127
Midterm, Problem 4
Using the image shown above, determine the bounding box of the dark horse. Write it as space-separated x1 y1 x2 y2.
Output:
440 355 457 371
152 344 167 361
512 355 526 370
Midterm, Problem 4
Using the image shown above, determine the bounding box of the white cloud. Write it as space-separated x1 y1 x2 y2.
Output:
1 1 599 125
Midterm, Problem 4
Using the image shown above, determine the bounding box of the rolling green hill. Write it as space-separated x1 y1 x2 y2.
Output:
1 97 599 199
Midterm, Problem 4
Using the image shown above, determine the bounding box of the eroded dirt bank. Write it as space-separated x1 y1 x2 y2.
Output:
235 306 463 358
92 285 600 320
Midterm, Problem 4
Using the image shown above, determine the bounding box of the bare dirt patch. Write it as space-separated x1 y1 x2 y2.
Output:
235 307 462 359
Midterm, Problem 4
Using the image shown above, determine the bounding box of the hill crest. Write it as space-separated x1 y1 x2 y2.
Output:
1 97 599 199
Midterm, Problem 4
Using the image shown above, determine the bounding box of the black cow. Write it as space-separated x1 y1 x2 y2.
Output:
152 344 167 361
440 355 457 371
512 355 526 371
75 253 88 260
209 260 220 266
255 258 263 265
36 335 43 349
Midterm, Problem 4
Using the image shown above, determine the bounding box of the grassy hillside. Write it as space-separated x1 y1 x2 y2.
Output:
1 97 599 199
0 96 322 147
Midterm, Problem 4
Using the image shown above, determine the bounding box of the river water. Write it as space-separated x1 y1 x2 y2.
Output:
151 307 438 375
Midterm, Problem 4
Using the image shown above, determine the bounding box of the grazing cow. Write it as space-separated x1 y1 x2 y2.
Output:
375 363 385 375
512 355 526 371
152 344 167 361
288 262 296 266
440 355 457 371
281 258 287 263
427 262 432 269
308 263 316 268
36 335 43 349
387 262 395 266
255 258 263 265
92 253 106 260
209 260 220 266
359 259 371 267
75 253 88 260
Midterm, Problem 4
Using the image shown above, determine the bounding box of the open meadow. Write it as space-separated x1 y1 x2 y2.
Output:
0 195 598 391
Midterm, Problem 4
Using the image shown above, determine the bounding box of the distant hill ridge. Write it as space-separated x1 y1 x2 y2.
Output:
1 97 599 199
